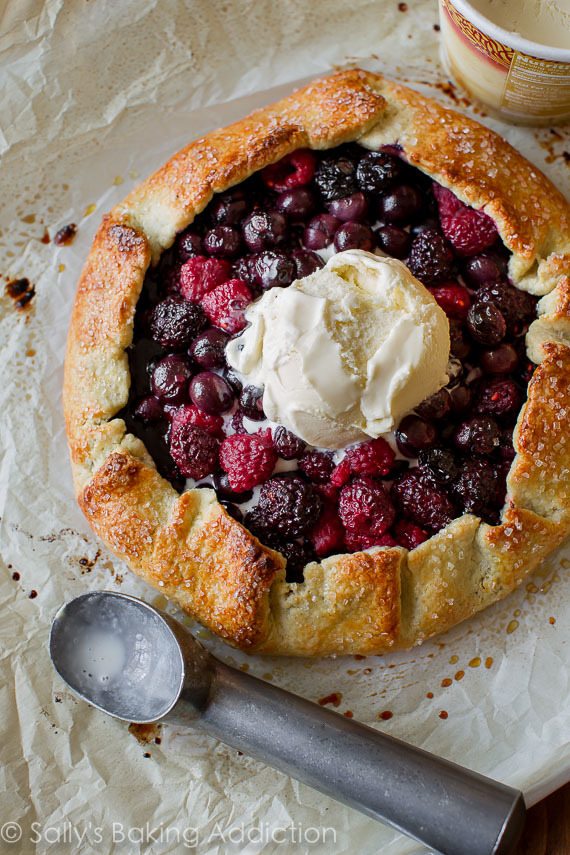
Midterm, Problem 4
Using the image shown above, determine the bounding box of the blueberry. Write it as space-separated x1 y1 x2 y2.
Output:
276 187 317 220
190 371 234 414
327 192 368 222
375 225 411 259
334 222 374 252
395 415 438 457
203 225 241 258
254 250 296 290
239 385 265 420
190 328 229 369
242 210 287 252
209 189 248 226
466 302 507 346
151 354 193 404
378 184 423 224
290 249 324 278
303 214 340 250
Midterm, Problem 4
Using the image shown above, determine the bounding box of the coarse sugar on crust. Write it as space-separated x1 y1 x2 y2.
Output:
64 69 570 656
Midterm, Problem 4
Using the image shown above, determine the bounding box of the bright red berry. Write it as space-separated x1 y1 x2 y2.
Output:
344 437 396 478
170 404 224 439
219 432 277 491
432 184 463 218
339 477 396 541
178 256 231 301
262 149 316 192
330 458 351 488
430 283 471 320
201 278 253 333
394 519 429 550
310 503 345 557
434 185 498 257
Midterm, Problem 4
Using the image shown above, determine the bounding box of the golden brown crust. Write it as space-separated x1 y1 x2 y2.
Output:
64 69 570 656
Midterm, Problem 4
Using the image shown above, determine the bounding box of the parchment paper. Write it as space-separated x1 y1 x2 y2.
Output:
1 1 569 853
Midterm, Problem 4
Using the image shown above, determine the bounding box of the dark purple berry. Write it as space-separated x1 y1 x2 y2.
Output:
453 416 501 456
314 155 357 201
415 388 451 420
134 395 164 423
391 469 456 533
273 426 306 460
395 414 438 457
407 228 454 285
221 502 244 523
475 378 522 420
150 296 207 349
175 230 202 260
476 282 537 333
169 424 220 479
190 328 229 369
276 187 316 220
251 475 322 538
449 383 472 415
254 250 296 290
449 319 471 359
242 210 287 252
303 213 340 250
231 255 258 287
290 249 324 278
356 151 402 193
298 450 335 484
224 367 243 396
190 371 234 414
375 225 411 259
452 458 499 516
418 447 459 486
334 222 374 252
498 428 516 462
209 190 248 226
151 354 192 404
462 254 505 287
203 225 241 258
327 192 368 222
379 184 423 225
480 343 519 375
466 302 506 345
239 385 265 420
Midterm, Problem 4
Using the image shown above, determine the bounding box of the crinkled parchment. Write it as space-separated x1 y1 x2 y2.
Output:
1 1 569 853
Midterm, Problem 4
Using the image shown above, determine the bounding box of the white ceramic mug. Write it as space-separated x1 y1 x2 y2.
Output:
439 0 570 124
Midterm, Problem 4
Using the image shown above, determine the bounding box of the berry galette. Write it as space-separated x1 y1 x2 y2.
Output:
65 70 570 655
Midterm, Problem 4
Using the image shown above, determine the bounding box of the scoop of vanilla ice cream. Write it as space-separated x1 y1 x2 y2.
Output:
226 250 450 449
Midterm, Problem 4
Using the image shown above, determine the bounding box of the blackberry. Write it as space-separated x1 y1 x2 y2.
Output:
251 475 322 538
407 228 454 285
391 469 456 533
314 155 357 201
149 296 207 349
273 425 307 460
475 378 522 420
257 533 315 582
418 448 459 485
298 450 335 484
453 416 501 456
239 385 265 421
169 424 220 480
356 151 401 193
452 458 499 516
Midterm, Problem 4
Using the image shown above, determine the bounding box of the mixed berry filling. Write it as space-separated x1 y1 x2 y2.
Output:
121 143 538 582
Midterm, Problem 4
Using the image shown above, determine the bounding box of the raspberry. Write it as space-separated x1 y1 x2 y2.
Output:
310 503 345 557
429 283 471 320
407 228 454 285
330 458 351 488
170 404 224 439
344 438 396 478
394 519 428 550
298 450 335 484
441 209 498 257
262 149 316 192
249 475 322 538
339 477 396 541
315 482 340 502
391 469 455 533
432 184 463 218
202 278 252 334
230 409 248 435
344 528 396 552
273 426 306 460
219 432 277 491
178 256 231 301
169 423 220 479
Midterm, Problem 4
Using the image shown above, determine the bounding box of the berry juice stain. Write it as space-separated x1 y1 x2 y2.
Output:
441 678 452 687
455 670 465 681
54 223 77 246
318 692 342 707
485 657 494 669
5 277 35 310
378 710 393 720
468 657 481 668
439 710 449 720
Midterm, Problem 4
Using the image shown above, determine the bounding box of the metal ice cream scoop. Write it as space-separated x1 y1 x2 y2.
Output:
50 591 525 855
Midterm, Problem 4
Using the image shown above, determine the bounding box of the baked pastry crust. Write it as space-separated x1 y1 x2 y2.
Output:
64 70 570 656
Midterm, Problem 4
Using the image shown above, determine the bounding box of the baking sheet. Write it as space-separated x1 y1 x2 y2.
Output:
1 1 569 853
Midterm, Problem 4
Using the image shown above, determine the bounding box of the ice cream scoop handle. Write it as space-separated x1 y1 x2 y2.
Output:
186 662 524 855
